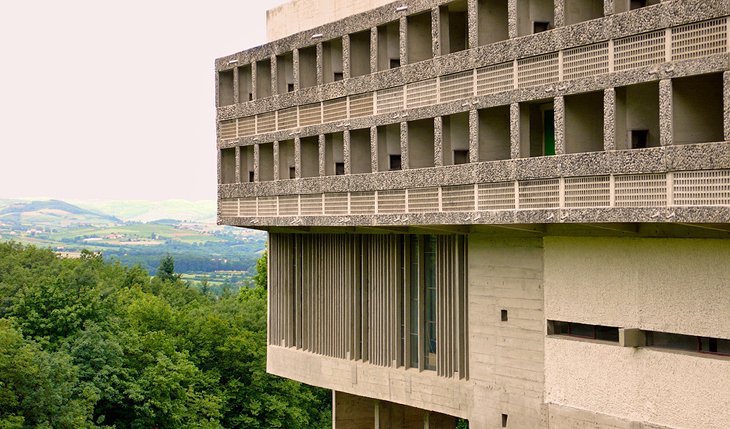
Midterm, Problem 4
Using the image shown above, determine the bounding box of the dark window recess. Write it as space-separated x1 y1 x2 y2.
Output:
390 58 401 69
335 162 345 175
533 21 550 33
502 414 508 428
248 171 255 182
248 92 253 101
647 331 730 356
550 321 619 342
287 83 295 92
289 167 296 179
630 0 647 9
501 309 508 322
334 72 344 81
454 149 469 165
631 130 649 149
389 154 402 171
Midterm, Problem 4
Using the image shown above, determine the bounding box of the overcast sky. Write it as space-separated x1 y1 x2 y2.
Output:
0 0 286 201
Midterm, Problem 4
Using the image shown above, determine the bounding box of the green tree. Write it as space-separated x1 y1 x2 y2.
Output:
156 255 179 283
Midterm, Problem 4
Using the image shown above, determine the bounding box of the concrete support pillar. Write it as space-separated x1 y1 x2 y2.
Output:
318 134 326 176
722 71 730 140
293 49 301 92
316 42 324 87
370 126 378 173
272 142 280 181
232 66 240 104
370 27 378 74
400 16 408 66
251 61 258 100
343 130 352 175
510 102 521 158
434 116 444 167
269 55 277 97
342 34 351 80
431 7 441 58
400 121 409 169
554 0 566 28
234 146 241 183
604 87 616 151
253 144 260 182
508 0 519 39
469 109 479 163
604 0 615 16
467 0 479 49
554 95 566 155
294 136 302 179
659 78 673 146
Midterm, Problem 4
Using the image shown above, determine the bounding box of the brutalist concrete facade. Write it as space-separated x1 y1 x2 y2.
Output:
216 1 730 427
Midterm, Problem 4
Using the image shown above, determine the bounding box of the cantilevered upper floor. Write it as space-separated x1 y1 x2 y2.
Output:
216 0 730 228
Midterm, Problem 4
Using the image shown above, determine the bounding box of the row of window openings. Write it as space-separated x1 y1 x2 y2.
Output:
219 74 724 184
219 0 660 105
548 321 730 356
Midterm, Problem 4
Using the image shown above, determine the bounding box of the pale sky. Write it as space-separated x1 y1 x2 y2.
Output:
0 0 286 201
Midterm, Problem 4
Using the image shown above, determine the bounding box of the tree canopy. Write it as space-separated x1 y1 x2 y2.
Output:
0 242 330 428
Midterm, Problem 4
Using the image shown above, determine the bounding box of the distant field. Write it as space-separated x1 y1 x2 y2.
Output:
49 223 226 244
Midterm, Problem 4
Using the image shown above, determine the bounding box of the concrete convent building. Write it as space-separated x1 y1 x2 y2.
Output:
216 0 730 427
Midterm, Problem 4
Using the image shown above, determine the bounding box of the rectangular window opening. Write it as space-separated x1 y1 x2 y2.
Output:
289 167 296 179
549 320 619 342
648 331 730 356
453 149 469 165
631 129 649 149
248 171 255 182
389 154 402 171
502 414 508 427
335 162 345 175
533 21 550 33
500 309 508 322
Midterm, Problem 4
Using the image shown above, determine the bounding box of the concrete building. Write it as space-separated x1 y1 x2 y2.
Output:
215 0 730 427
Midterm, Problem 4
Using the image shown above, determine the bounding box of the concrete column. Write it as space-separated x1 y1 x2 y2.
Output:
234 146 241 183
344 130 352 175
434 116 444 167
293 49 301 92
294 136 302 179
400 16 408 66
508 0 518 39
400 121 409 169
370 126 378 172
370 27 378 74
604 0 615 16
469 109 480 162
318 134 326 176
232 66 240 104
467 0 479 49
251 62 258 100
604 88 616 151
554 0 566 28
554 95 566 155
270 55 277 97
342 34 351 80
510 102 521 158
270 55 279 96
722 72 730 140
659 78 673 146
273 141 280 181
253 143 261 182
316 42 324 87
431 7 441 58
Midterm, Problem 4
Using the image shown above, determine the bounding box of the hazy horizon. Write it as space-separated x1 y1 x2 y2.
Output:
1 0 287 201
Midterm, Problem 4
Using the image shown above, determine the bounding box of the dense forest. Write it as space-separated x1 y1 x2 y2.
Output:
0 242 331 428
